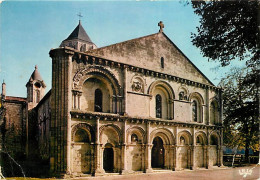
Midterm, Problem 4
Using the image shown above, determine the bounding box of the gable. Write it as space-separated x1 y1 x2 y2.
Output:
87 33 213 85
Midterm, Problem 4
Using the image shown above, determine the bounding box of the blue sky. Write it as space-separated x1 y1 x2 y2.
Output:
0 1 245 97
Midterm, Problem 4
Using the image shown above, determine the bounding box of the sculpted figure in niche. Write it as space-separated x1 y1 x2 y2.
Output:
131 80 143 93
131 133 138 143
180 136 185 145
179 91 187 100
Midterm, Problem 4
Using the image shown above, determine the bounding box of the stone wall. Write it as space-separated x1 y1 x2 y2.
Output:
1 97 27 176
2 99 27 157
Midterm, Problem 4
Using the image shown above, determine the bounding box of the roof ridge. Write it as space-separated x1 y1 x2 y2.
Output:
88 32 159 52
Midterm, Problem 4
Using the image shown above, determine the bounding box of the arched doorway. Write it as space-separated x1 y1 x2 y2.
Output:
103 144 114 172
152 136 164 168
72 128 92 174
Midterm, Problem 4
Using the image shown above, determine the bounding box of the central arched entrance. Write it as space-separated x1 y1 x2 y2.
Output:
152 136 165 168
103 144 114 172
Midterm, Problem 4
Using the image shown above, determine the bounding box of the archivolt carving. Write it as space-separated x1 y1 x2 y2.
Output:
150 128 175 145
208 131 221 146
189 92 204 105
73 65 122 95
126 126 146 143
71 123 95 142
178 130 192 145
148 80 175 99
195 131 207 145
99 124 122 144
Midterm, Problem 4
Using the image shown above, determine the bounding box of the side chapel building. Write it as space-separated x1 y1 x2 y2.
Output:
1 20 223 176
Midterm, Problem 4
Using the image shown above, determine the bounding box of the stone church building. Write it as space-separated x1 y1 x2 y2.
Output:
1 21 223 177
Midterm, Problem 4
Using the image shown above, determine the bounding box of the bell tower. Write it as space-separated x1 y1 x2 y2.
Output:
26 65 46 109
59 20 97 52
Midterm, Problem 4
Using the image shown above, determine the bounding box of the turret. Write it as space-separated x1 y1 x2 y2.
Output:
26 65 46 109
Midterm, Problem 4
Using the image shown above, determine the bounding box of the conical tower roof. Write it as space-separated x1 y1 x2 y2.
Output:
65 20 93 43
29 65 43 81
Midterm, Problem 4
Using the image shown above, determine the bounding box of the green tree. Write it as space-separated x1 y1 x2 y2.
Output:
190 0 259 162
219 67 259 162
191 0 259 67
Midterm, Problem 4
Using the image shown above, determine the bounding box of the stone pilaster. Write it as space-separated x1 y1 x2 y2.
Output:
205 87 210 125
123 67 128 114
172 145 176 171
168 98 174 120
205 145 209 169
94 118 105 175
145 122 153 173
141 144 146 172
121 120 128 174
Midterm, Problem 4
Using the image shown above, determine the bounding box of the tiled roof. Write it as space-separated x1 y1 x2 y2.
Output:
65 20 93 43
5 96 27 102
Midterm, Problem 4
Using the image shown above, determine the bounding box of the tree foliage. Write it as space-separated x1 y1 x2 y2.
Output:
219 67 259 159
189 0 259 161
191 0 259 67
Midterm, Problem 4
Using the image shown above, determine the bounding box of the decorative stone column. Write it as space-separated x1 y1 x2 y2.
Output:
91 142 95 176
141 144 146 172
77 92 82 109
112 96 117 113
117 95 123 115
217 146 221 167
145 122 153 173
146 144 153 173
163 144 170 169
123 66 128 115
94 118 105 175
168 98 174 120
189 145 194 170
205 145 209 169
72 90 82 109
121 120 128 174
172 145 176 171
205 87 210 125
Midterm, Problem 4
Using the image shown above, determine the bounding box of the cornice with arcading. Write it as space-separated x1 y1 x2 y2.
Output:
70 110 223 130
67 49 221 92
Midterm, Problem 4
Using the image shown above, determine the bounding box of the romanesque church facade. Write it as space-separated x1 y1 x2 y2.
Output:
1 21 223 177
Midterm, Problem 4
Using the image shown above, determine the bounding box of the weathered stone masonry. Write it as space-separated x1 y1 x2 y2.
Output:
48 34 223 175
0 21 223 177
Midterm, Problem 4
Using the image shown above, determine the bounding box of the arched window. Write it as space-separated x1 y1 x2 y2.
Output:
192 100 198 122
95 89 102 112
161 57 164 68
196 136 203 145
131 134 138 143
156 94 162 118
210 135 218 145
36 90 40 103
74 129 90 143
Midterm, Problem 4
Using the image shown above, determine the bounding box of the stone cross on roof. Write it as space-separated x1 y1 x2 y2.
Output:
158 21 164 33
77 12 83 21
